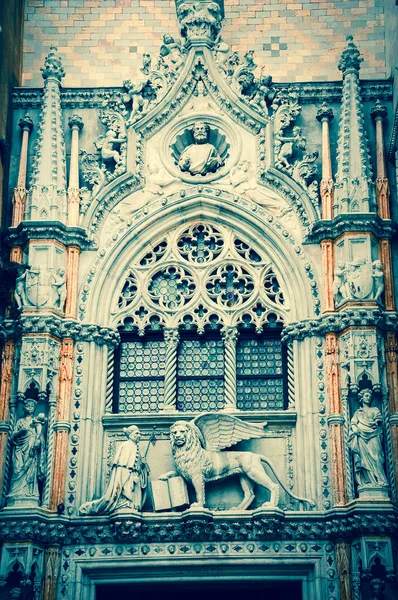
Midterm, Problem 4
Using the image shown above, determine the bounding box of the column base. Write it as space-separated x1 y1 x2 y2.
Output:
7 494 40 508
357 484 389 499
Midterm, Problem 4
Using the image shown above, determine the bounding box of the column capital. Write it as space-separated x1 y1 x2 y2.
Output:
371 99 387 122
316 102 334 124
19 113 34 133
68 114 84 131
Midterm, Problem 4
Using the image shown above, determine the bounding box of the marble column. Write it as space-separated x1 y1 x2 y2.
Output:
67 114 84 227
325 333 347 505
386 332 398 490
42 546 61 600
65 246 80 319
50 339 74 511
371 100 390 220
11 114 34 227
335 541 352 600
0 341 15 498
321 239 334 312
316 102 334 220
163 329 180 411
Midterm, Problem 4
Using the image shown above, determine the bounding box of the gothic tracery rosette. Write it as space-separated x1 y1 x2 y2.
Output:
177 223 224 264
205 263 255 309
148 265 196 310
114 222 287 332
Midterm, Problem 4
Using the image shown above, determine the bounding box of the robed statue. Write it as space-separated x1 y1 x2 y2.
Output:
348 389 388 492
178 122 222 176
7 398 46 506
79 425 150 515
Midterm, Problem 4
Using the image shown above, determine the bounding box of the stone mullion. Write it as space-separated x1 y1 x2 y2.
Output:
163 329 180 411
222 327 238 411
50 339 74 511
0 341 15 499
325 333 347 506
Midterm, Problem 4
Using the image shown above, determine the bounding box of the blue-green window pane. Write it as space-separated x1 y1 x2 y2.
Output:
177 338 225 411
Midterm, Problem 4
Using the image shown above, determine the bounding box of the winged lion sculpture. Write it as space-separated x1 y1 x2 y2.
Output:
160 413 314 510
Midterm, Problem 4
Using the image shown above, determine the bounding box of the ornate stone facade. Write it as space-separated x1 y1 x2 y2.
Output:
0 2 397 599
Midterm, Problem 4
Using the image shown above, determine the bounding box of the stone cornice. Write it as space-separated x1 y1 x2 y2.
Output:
11 80 392 110
282 309 398 342
0 316 120 346
0 502 397 545
5 221 93 250
306 214 398 243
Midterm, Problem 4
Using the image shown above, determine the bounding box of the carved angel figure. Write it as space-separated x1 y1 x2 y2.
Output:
160 413 314 510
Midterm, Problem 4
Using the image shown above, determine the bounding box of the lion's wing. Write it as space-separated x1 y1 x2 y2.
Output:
192 413 267 451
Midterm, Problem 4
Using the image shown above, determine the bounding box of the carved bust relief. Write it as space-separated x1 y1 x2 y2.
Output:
171 121 228 177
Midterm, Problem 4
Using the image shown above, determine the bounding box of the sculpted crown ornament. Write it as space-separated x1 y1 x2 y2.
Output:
175 0 224 44
338 35 363 74
40 45 65 82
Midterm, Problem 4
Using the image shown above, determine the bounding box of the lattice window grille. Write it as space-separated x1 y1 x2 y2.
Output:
115 338 166 413
176 337 225 412
236 334 287 411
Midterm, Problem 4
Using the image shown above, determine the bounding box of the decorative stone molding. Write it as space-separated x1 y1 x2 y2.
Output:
307 214 397 244
0 505 397 545
11 81 393 110
6 221 92 251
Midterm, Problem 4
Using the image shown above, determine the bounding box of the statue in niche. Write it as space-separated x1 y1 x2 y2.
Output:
50 268 66 309
178 122 223 176
14 268 29 308
348 389 388 491
7 398 46 505
333 260 384 304
79 425 149 515
160 413 314 510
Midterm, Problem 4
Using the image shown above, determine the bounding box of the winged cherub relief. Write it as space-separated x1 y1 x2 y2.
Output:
160 413 314 511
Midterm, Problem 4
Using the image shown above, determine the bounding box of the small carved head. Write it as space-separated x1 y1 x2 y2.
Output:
170 421 190 447
191 121 209 143
124 425 140 442
23 398 38 415
358 388 373 406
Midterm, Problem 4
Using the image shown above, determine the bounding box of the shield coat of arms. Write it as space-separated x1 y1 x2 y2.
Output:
347 261 372 300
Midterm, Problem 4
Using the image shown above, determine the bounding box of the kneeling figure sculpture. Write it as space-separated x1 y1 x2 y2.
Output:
161 413 314 510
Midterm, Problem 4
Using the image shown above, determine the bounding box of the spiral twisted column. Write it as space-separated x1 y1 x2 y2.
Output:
163 329 180 411
222 326 238 411
105 348 115 413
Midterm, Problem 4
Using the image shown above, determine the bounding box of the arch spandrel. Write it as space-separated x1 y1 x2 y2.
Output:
79 192 320 328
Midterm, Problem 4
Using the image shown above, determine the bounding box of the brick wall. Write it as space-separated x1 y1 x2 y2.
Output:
23 0 387 87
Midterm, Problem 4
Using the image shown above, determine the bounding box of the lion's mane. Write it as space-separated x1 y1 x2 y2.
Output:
170 422 205 480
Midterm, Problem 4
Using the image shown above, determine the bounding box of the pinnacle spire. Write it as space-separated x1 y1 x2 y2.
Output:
26 46 67 222
334 37 375 214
